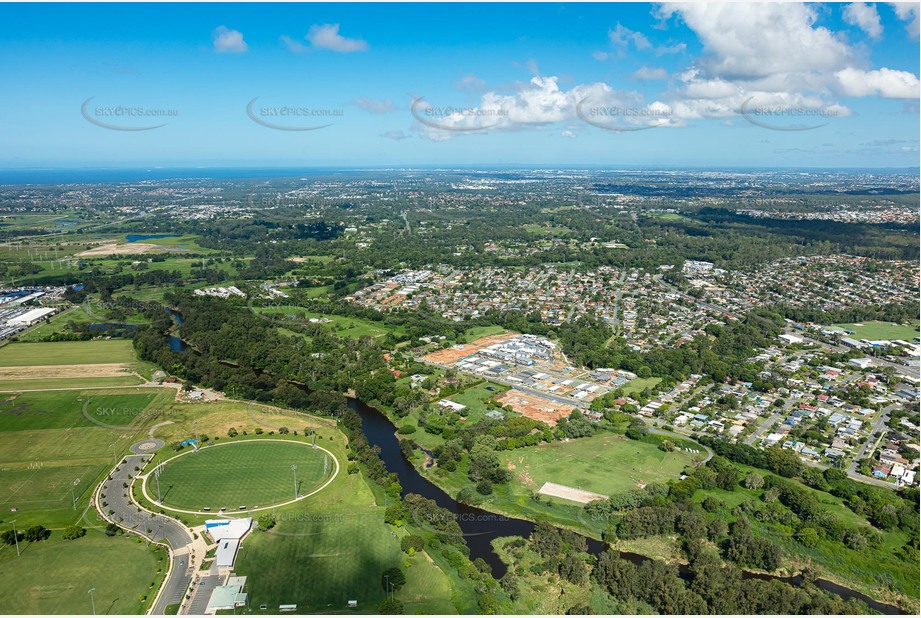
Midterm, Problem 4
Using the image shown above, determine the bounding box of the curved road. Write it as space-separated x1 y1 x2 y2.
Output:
97 453 194 614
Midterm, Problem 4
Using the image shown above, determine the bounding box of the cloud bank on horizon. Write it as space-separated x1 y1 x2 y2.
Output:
0 1 918 167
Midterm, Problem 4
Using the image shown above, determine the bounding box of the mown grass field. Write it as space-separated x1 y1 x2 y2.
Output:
0 529 162 615
0 387 173 527
831 320 920 341
463 325 508 340
153 440 330 511
502 432 702 498
621 376 662 395
443 381 509 419
220 407 456 614
0 339 138 366
238 508 401 613
0 339 168 613
255 306 405 339
15 306 94 342
418 431 704 542
0 339 153 390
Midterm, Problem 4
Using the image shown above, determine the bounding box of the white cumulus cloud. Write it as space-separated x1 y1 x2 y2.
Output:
306 24 368 52
212 26 247 53
657 3 852 79
835 67 921 98
844 3 884 39
890 2 920 38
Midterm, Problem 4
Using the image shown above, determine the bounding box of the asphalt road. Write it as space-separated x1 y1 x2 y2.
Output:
100 453 194 614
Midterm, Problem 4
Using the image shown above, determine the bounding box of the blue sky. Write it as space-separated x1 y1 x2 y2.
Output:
0 2 918 168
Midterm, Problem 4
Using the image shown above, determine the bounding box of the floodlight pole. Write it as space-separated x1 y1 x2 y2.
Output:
155 463 163 503
88 588 96 615
72 485 77 510
10 520 20 557
292 464 298 499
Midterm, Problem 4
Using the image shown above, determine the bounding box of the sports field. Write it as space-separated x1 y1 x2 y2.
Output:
832 321 920 341
0 529 161 615
503 432 703 499
153 440 330 511
0 388 173 527
234 461 456 614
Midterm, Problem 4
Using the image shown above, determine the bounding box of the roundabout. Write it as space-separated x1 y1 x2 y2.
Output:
141 438 339 515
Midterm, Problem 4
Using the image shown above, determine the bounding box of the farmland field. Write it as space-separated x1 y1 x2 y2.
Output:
0 340 138 366
152 440 331 511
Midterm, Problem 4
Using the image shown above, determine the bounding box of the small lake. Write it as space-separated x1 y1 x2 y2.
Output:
126 234 181 243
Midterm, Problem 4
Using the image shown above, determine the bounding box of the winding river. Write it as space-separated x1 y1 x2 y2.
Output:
164 317 905 614
348 397 906 614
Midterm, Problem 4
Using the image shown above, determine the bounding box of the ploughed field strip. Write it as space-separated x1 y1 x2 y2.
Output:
0 363 133 381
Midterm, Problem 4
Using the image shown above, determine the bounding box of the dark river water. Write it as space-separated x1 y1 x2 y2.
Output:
165 318 905 614
348 398 906 614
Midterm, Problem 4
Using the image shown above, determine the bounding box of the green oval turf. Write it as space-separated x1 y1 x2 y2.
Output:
152 440 329 511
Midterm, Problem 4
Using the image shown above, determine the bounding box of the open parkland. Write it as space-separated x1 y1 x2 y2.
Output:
0 335 455 615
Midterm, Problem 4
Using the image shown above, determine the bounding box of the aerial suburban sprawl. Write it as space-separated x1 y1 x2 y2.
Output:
1 1 920 616
0 166 918 616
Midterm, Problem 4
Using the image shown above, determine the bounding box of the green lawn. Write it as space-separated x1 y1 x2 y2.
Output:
16 306 94 342
153 440 330 511
0 387 173 527
443 381 509 419
621 376 662 396
0 529 162 615
0 340 138 366
255 306 405 339
831 321 920 341
238 508 401 613
230 418 457 613
417 431 704 541
463 325 508 340
0 389 162 431
502 432 701 498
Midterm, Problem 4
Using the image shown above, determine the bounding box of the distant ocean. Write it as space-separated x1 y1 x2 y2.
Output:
0 167 339 184
0 166 913 185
